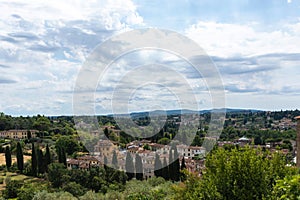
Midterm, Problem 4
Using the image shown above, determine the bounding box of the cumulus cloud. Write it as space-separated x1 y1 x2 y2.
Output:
0 0 144 115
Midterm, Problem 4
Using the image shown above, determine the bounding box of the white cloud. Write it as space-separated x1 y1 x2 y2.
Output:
185 21 300 57
0 0 144 115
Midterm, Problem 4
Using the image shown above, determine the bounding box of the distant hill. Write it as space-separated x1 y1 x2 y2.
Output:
110 108 263 118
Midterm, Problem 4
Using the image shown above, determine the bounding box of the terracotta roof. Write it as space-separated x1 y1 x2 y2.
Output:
295 116 300 120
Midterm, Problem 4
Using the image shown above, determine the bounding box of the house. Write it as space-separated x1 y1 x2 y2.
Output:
93 139 118 157
177 144 206 159
0 129 38 139
67 155 102 170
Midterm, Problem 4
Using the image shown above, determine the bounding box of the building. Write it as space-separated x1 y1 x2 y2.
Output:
67 155 102 170
93 139 118 157
0 129 38 139
177 144 206 159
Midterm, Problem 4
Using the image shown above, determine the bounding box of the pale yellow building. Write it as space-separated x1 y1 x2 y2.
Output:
0 129 38 139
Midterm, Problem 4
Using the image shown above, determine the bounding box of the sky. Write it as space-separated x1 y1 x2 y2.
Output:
0 0 300 116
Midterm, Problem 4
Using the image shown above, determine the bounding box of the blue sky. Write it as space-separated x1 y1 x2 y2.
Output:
0 0 300 115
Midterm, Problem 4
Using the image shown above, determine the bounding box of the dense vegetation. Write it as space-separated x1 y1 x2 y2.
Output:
0 110 299 199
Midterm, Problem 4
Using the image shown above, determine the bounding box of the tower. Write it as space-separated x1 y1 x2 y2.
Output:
295 116 300 168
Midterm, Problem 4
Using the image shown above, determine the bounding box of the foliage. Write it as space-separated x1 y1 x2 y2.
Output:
2 179 23 199
125 152 134 180
5 146 11 170
33 190 77 200
47 163 68 188
16 142 24 172
174 147 294 200
31 143 37 176
135 153 143 180
62 181 87 197
112 150 118 167
154 153 162 178
56 135 80 155
270 174 300 200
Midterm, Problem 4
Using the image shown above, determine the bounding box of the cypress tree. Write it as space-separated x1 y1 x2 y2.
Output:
173 146 180 181
104 155 108 165
112 150 118 168
57 146 66 166
5 146 11 170
45 144 51 172
168 146 174 181
162 157 169 180
154 153 162 177
57 147 62 163
16 142 24 173
37 149 44 174
61 147 67 166
104 156 108 170
31 143 37 176
181 157 186 170
135 153 143 180
180 157 187 181
27 130 32 140
125 152 134 180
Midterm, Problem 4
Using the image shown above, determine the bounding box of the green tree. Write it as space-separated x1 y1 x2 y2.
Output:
173 145 180 181
200 147 291 199
112 150 118 168
56 136 79 155
180 157 186 181
57 147 66 166
47 163 68 188
31 143 37 176
270 174 300 200
3 179 22 199
33 116 50 132
45 144 51 172
16 142 24 173
168 146 174 181
62 182 87 197
5 146 12 170
135 153 143 180
125 153 134 180
37 149 45 174
162 157 169 180
154 153 162 178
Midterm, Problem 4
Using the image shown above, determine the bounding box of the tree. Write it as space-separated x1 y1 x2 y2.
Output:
180 157 187 181
62 182 86 197
173 145 180 181
31 143 37 176
198 147 291 199
270 174 300 199
47 163 68 188
57 147 66 166
3 180 22 199
135 153 143 180
112 150 118 168
16 142 24 173
37 149 45 174
104 156 108 166
125 152 134 180
55 136 79 155
162 157 169 180
154 153 162 178
45 144 51 172
5 146 12 170
168 146 173 180
27 130 32 140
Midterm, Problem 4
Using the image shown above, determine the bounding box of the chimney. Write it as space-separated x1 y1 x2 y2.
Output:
295 116 300 168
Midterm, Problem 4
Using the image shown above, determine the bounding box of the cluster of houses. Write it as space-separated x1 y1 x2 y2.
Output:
67 139 206 179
